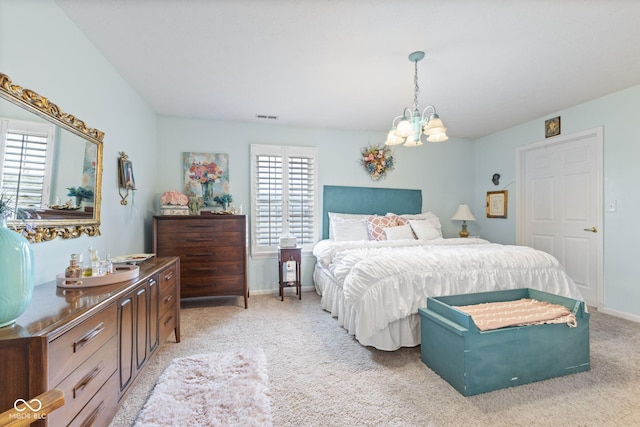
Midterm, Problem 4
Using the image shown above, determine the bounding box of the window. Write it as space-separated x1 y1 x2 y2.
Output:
0 119 55 217
250 144 318 257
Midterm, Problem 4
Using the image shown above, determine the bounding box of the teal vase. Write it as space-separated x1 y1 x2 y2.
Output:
0 217 35 327
201 181 215 207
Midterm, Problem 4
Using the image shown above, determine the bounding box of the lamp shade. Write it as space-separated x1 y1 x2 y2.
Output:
451 204 475 221
385 128 405 146
403 134 423 147
426 132 449 142
423 114 447 135
394 118 414 138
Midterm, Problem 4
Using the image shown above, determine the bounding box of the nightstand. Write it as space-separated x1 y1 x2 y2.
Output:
278 247 301 301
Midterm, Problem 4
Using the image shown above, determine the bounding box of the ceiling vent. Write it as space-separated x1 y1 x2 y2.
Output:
255 114 279 120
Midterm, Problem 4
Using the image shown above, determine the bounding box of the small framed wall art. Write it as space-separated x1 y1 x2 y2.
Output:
117 151 136 205
486 190 508 218
545 116 561 138
119 156 136 190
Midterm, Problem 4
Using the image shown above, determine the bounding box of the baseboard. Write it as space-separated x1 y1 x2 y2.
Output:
249 285 315 296
600 306 640 323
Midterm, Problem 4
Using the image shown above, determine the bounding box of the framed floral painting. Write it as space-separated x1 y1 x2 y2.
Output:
182 152 229 206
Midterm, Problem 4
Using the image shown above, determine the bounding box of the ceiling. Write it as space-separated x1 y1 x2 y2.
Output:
55 0 640 140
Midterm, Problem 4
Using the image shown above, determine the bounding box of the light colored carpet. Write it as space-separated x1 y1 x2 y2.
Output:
111 291 640 427
134 349 272 427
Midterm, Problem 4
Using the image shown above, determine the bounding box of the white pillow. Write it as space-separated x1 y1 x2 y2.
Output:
328 212 369 241
409 219 441 241
389 212 443 237
384 224 415 240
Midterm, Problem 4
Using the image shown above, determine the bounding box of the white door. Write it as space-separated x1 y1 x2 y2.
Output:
516 128 603 307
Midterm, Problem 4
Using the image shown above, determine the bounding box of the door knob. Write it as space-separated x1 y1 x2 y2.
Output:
583 227 598 233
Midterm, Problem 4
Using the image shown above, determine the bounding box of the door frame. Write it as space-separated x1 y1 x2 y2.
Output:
515 127 603 309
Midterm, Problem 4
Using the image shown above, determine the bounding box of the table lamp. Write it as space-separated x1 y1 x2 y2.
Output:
451 204 475 238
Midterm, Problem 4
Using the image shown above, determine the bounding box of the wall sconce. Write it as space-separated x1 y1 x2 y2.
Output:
118 152 136 205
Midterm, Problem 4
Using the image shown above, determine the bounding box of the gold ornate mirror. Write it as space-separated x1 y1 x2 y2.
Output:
0 72 103 242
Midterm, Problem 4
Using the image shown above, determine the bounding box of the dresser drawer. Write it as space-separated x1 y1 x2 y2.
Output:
156 217 243 233
49 303 117 386
181 258 245 276
181 275 245 298
159 285 176 319
156 231 243 251
47 335 118 426
68 370 119 427
159 308 177 343
158 264 177 295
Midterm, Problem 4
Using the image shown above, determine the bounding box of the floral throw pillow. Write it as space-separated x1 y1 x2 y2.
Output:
386 214 409 226
365 216 398 240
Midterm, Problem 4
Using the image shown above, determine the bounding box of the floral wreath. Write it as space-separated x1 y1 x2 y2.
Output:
361 144 394 181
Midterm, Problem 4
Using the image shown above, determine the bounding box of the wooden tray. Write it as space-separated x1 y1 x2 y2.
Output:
56 265 140 288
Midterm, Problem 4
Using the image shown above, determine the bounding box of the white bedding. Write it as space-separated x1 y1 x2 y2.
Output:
312 237 583 351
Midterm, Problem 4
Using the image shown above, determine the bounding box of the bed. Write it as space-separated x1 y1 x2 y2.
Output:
312 185 584 351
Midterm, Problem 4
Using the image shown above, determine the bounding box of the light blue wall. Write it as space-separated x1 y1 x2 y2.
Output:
1 0 157 284
157 117 475 291
473 85 640 319
5 1 638 320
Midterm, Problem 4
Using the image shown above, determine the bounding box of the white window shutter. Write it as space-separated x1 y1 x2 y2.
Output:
0 119 54 215
250 144 318 257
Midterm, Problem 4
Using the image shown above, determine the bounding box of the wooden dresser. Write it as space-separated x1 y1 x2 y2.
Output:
152 215 248 308
0 257 180 427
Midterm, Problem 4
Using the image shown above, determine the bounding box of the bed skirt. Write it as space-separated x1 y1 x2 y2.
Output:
313 265 420 350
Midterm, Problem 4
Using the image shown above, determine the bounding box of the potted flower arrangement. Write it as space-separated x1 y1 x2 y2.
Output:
160 190 190 215
188 161 223 206
67 186 94 208
213 193 233 211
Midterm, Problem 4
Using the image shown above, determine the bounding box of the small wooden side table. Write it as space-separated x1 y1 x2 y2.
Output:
278 247 301 301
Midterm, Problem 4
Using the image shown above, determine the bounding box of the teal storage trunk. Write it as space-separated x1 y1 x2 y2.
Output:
419 288 590 396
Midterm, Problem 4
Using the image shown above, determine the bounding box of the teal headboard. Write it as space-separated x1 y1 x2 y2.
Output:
322 185 422 239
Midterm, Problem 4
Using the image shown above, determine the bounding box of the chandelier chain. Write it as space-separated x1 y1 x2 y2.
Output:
413 59 420 111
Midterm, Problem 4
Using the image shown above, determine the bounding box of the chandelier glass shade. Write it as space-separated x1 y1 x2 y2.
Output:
385 51 448 147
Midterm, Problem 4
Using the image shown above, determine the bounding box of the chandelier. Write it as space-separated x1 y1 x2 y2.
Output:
384 51 448 147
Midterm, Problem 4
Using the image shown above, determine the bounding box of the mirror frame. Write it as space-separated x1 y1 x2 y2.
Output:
0 72 103 243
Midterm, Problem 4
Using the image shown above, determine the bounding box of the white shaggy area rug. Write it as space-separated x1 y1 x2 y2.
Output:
134 349 272 427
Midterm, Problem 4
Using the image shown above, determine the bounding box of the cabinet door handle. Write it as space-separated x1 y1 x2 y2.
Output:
73 365 102 398
73 323 105 352
164 294 173 304
80 401 104 427
164 272 174 281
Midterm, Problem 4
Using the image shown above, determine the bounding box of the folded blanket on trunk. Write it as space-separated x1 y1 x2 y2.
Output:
454 298 577 331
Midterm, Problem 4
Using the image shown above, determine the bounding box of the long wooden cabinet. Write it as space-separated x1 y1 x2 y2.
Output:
0 257 180 426
153 215 248 308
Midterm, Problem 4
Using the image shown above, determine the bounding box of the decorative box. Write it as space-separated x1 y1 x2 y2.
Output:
160 205 189 215
279 235 297 248
419 288 590 396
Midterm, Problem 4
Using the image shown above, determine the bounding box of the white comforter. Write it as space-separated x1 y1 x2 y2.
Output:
313 238 583 345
